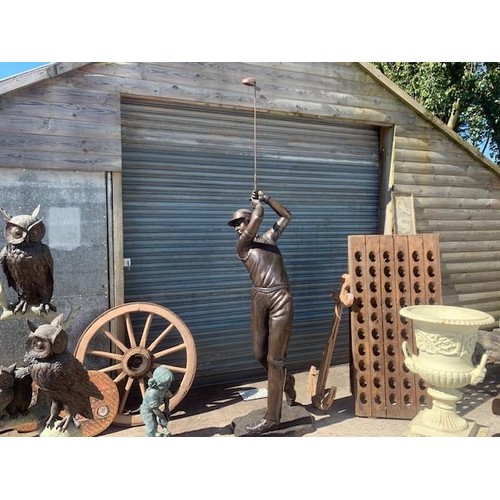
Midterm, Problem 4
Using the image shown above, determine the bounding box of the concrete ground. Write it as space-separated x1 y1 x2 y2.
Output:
4 363 498 500
2 362 498 439
3 360 499 499
100 362 500 438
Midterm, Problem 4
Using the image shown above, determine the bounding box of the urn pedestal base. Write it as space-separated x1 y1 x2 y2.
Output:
406 408 487 437
406 386 485 437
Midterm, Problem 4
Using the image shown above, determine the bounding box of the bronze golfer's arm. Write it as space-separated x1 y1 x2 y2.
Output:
236 199 263 259
259 191 291 241
245 199 264 237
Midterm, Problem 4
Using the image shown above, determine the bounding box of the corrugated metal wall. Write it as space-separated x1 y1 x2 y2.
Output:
120 97 381 387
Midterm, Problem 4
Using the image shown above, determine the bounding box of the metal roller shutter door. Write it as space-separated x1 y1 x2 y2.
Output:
121 97 380 387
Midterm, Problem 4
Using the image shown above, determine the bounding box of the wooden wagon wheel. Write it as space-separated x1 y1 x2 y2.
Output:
74 302 197 427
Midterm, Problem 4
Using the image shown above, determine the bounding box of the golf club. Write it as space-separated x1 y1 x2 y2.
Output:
242 77 258 192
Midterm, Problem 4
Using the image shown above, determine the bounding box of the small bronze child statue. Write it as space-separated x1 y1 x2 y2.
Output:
140 366 174 437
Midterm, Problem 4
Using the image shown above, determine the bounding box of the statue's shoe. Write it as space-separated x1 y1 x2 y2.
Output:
245 418 280 435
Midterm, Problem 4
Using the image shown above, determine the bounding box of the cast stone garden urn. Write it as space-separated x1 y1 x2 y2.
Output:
400 304 494 437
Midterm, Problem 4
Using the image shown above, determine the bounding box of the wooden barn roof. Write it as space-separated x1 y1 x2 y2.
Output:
1 61 499 177
0 62 90 95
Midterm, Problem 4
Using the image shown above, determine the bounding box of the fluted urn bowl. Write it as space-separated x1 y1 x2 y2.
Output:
400 305 494 388
400 304 495 437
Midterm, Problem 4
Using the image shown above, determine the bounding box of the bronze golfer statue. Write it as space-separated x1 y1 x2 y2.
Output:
228 189 296 435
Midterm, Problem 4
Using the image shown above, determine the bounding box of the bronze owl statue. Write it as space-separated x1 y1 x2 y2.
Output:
0 205 55 314
5 365 33 418
0 363 16 418
24 314 103 433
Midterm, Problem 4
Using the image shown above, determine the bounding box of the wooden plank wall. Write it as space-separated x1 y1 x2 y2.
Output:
0 61 499 324
394 123 500 324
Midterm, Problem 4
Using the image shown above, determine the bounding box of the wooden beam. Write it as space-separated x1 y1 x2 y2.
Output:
110 171 124 308
379 125 395 234
0 62 91 96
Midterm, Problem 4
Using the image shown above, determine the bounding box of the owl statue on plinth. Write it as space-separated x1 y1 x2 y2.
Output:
0 364 16 418
0 205 55 314
5 365 33 418
24 314 103 433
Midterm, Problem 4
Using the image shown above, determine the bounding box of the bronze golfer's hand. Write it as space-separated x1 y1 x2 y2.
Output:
250 190 260 207
258 190 270 203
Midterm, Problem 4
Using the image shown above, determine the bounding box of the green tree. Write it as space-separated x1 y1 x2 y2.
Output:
373 62 500 164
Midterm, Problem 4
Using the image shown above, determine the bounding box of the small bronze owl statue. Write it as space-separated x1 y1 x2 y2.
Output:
0 205 55 314
24 314 104 433
5 365 33 418
0 363 16 418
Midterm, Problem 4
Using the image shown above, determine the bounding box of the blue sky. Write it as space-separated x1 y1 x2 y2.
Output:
0 62 50 80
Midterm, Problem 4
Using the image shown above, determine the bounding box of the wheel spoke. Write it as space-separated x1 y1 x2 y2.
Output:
98 327 129 354
153 362 187 374
139 313 154 348
113 370 127 384
153 343 187 360
88 350 123 361
147 323 175 351
99 362 123 374
138 378 147 398
118 375 135 413
124 313 137 348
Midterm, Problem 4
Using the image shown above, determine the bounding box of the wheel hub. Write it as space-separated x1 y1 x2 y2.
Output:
121 347 153 378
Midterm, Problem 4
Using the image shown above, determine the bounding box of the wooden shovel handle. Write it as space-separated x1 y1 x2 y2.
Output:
311 273 353 409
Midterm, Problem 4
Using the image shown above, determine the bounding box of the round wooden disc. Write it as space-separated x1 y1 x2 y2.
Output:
71 370 119 437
